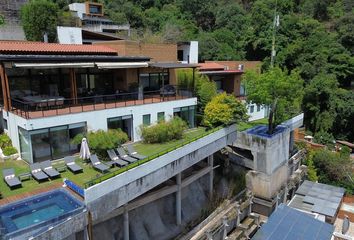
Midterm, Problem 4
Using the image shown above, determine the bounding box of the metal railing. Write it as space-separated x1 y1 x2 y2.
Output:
84 126 223 188
10 88 194 119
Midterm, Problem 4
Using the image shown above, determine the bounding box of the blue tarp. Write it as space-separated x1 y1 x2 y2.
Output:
252 204 334 240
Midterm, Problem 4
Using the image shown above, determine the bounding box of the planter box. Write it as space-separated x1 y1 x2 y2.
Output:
0 148 20 162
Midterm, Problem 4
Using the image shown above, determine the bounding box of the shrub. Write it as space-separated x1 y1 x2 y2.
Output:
203 93 248 128
177 69 217 113
0 134 12 149
72 129 128 157
140 117 187 143
3 146 18 156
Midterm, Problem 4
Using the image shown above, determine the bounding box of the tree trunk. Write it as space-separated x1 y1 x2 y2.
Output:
268 98 278 134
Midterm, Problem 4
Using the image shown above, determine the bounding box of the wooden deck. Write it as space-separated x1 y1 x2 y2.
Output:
11 95 188 119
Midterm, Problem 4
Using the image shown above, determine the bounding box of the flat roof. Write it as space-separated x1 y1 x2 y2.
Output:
0 54 150 63
199 70 243 75
288 180 345 217
252 204 334 240
0 41 117 55
149 62 199 69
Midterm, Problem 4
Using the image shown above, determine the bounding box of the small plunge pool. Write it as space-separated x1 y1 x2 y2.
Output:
0 189 84 239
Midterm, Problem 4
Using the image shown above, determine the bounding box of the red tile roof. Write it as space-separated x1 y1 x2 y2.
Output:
198 62 226 71
0 41 117 55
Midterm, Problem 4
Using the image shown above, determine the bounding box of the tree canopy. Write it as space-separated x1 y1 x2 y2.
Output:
21 0 59 42
203 93 248 128
243 67 304 133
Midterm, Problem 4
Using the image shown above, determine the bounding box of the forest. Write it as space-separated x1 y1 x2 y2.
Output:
22 0 354 143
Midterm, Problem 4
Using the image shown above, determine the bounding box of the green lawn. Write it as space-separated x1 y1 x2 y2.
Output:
0 127 208 199
236 118 268 131
133 127 207 156
0 158 111 198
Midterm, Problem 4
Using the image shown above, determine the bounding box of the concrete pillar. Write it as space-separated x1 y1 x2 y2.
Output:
124 207 129 240
289 131 295 154
248 196 253 216
275 193 280 209
176 173 182 225
208 155 214 199
283 186 288 204
206 229 213 240
236 204 241 226
222 216 229 240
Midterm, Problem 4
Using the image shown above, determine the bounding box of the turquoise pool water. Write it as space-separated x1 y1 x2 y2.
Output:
0 189 84 238
13 203 65 229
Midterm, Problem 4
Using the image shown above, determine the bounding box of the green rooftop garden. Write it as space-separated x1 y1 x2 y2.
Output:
0 127 211 199
236 118 268 132
0 118 267 199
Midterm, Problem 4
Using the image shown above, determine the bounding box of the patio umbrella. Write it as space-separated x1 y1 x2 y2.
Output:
79 138 91 160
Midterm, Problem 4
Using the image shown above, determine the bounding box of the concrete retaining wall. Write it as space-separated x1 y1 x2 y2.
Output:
85 125 237 221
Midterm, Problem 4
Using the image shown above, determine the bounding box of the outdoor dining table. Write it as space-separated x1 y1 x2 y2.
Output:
21 95 65 108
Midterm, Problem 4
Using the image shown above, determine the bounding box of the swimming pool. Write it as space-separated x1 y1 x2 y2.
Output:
0 188 84 239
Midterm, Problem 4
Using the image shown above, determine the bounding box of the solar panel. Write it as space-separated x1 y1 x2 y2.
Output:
252 204 334 240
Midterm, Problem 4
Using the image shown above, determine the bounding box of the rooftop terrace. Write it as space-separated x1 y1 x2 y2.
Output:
0 127 208 202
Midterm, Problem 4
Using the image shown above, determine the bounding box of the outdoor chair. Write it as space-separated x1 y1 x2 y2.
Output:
90 154 110 173
30 163 49 182
40 160 60 179
2 168 22 189
116 147 137 163
125 145 146 160
64 156 83 173
107 149 128 167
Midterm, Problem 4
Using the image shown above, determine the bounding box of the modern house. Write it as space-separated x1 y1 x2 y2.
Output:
68 2 130 36
198 61 267 121
0 41 197 164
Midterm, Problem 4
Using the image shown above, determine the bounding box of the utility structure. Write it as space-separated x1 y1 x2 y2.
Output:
270 0 280 68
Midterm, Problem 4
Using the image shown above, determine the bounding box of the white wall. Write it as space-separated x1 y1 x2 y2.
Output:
57 26 83 44
189 41 198 64
177 41 199 64
245 102 266 121
3 98 197 160
68 3 86 19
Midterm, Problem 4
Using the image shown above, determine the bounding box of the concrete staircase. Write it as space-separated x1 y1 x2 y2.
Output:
228 216 259 240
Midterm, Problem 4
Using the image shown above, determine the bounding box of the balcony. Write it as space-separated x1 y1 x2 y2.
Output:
10 88 193 119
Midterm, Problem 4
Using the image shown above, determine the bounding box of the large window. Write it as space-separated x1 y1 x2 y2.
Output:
76 68 114 97
107 115 133 139
174 105 196 128
139 72 169 91
7 68 71 99
19 122 86 163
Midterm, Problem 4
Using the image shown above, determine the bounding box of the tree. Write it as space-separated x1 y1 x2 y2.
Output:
203 93 248 128
302 73 338 134
312 148 354 194
243 67 304 134
0 14 4 26
21 0 59 42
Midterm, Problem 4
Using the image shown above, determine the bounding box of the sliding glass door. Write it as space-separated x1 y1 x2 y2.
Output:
19 122 86 163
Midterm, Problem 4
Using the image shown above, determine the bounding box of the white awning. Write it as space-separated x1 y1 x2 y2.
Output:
13 63 95 69
96 62 149 69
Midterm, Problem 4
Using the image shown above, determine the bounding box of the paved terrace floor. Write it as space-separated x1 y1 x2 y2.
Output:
11 95 187 119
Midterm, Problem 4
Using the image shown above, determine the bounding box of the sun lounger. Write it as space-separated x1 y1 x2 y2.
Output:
64 156 83 173
40 160 60 179
2 168 22 188
107 149 128 167
126 145 146 160
30 163 49 182
116 147 137 163
90 154 109 173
